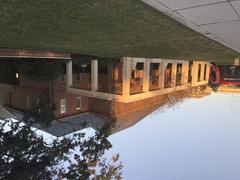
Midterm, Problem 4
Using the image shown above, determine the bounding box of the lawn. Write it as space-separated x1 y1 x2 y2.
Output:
0 0 239 63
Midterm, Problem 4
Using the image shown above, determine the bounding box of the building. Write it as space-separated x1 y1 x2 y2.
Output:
0 49 210 122
0 48 211 135
4 57 209 119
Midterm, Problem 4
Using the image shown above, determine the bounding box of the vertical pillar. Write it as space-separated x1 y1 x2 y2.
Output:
191 62 198 86
143 59 150 92
171 62 177 87
122 57 131 98
182 61 189 85
91 60 98 92
66 60 73 88
205 63 210 83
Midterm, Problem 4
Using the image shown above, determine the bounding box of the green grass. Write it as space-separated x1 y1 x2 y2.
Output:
0 0 239 62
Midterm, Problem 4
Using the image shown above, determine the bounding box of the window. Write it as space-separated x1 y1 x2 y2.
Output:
59 74 65 82
60 99 66 114
198 64 201 82
76 97 82 110
76 73 81 81
203 64 207 80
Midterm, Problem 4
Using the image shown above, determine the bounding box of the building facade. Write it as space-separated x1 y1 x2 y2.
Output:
7 57 210 120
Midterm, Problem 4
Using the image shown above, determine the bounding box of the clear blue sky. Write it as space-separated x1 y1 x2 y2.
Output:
107 93 240 180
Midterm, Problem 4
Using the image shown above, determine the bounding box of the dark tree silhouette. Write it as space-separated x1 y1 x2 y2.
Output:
0 119 122 179
29 90 56 127
20 60 64 81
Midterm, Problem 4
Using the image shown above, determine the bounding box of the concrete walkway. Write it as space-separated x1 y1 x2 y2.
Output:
142 0 240 53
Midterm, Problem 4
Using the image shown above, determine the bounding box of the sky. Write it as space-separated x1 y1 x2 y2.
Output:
107 93 240 180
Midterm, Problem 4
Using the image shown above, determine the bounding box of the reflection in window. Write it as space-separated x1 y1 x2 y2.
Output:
130 62 144 94
72 60 91 90
76 96 82 110
204 64 207 80
60 99 66 114
176 64 183 86
149 63 160 91
188 62 193 83
198 64 201 82
59 74 65 82
164 63 172 88
98 59 122 95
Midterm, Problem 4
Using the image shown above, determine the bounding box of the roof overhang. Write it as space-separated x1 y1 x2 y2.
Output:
0 48 71 60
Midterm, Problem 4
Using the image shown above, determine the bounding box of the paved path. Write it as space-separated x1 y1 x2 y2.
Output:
142 0 240 53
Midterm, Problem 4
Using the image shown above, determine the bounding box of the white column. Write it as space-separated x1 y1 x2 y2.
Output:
172 62 177 87
122 57 131 97
182 61 189 85
91 60 98 92
191 62 198 86
143 59 150 92
66 60 73 88
205 63 210 83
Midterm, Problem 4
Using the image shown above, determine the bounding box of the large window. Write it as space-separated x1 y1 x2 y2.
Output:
60 99 66 114
72 60 91 90
176 64 183 86
198 64 202 82
149 63 160 91
130 62 144 94
98 59 123 95
164 63 172 88
188 62 193 83
203 64 207 80
76 96 82 110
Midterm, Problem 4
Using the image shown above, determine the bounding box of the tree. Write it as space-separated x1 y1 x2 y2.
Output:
29 90 56 127
0 119 122 179
20 60 64 81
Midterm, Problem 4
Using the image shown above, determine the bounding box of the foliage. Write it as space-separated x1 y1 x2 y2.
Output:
0 119 122 179
20 60 64 81
29 90 56 127
209 83 219 92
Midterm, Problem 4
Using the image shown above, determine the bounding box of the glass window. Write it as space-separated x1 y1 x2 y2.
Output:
204 64 207 80
59 74 65 82
76 73 81 81
76 96 82 110
198 64 201 82
60 99 66 114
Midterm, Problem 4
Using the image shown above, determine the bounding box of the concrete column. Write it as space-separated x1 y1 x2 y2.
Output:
182 61 189 85
122 57 131 97
191 62 198 86
66 60 73 88
91 60 98 92
143 59 150 92
205 63 210 83
171 62 177 87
